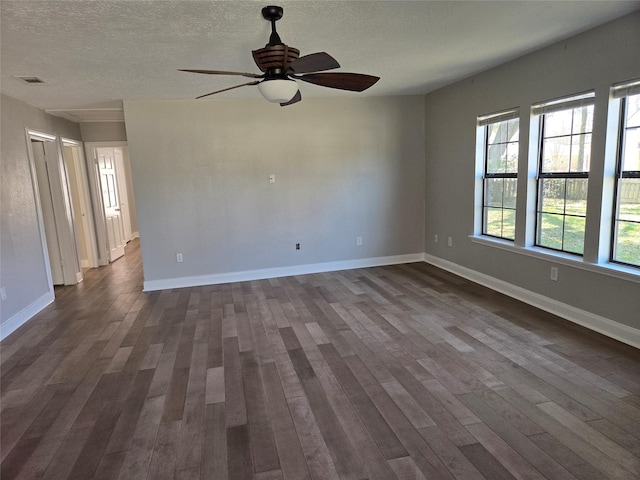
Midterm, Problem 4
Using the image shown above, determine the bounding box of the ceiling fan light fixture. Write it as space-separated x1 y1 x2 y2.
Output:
257 78 298 103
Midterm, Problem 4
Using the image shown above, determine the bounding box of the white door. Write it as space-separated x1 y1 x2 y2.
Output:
32 140 65 284
114 148 133 242
96 148 125 261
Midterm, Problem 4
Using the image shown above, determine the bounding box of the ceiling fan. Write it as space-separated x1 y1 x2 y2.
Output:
179 5 380 106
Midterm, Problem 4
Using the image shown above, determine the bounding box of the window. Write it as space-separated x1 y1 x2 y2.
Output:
533 93 594 255
479 111 519 240
612 84 640 268
473 86 639 278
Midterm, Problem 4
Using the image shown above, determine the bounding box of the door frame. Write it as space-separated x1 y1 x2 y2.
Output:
84 141 130 265
26 130 57 294
26 129 83 286
61 137 100 269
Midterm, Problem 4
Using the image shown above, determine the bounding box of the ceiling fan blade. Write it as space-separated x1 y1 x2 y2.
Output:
297 72 380 92
196 81 260 99
280 90 302 107
287 52 340 74
179 69 263 79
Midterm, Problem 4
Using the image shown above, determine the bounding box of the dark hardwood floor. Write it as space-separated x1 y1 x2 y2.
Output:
2 239 640 479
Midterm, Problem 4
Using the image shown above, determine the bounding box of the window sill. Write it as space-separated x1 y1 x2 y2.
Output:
469 235 640 284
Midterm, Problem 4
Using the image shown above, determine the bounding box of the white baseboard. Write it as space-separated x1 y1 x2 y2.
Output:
143 253 425 292
424 254 640 350
0 291 55 341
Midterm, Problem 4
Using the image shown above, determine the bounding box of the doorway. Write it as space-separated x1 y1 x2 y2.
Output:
84 142 138 265
27 130 83 286
61 139 99 269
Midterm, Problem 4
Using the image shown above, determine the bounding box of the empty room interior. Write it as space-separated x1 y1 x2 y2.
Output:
1 1 640 479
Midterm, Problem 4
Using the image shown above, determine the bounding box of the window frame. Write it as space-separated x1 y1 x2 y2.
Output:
479 111 519 241
610 91 640 268
533 94 595 256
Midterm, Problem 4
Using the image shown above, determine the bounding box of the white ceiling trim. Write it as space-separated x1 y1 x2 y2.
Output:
44 108 125 123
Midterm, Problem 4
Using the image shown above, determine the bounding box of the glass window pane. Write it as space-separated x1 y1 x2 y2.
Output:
542 137 571 172
485 179 504 207
503 178 517 208
626 94 640 129
611 97 640 268
482 117 519 241
484 207 503 237
545 110 573 137
538 213 564 250
563 216 585 254
506 119 519 142
622 127 640 172
502 209 516 240
565 178 588 215
505 143 519 173
570 134 591 172
487 144 506 173
540 179 565 213
572 105 593 134
488 122 507 144
613 220 640 266
617 179 640 221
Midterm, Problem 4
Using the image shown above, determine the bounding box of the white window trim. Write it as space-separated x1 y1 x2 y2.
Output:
469 234 640 283
532 91 595 255
531 91 595 115
611 78 640 99
475 108 520 240
608 81 640 268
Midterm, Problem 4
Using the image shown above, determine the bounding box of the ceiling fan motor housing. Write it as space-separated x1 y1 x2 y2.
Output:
252 44 300 72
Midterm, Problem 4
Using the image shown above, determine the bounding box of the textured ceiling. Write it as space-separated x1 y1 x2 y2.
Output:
2 0 639 120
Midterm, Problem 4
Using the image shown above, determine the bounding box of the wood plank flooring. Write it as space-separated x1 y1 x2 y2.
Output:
2 239 640 479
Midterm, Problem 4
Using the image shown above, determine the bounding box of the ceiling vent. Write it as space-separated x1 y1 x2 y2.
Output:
15 76 47 85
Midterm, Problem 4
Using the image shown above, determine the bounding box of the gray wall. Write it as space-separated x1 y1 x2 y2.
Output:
124 96 425 284
424 11 640 329
1 94 81 328
80 121 127 142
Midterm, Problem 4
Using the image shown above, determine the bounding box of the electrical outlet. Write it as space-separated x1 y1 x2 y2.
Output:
356 236 363 246
269 174 276 184
447 236 453 247
0 287 6 301
550 266 558 281
434 234 438 243
295 243 300 250
176 253 183 263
